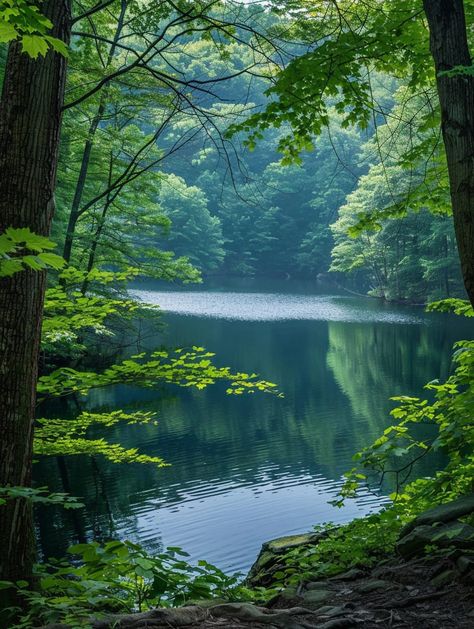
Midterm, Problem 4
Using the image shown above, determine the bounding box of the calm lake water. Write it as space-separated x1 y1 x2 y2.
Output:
35 279 472 574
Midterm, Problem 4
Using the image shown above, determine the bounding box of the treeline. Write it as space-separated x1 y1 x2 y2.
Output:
43 2 464 304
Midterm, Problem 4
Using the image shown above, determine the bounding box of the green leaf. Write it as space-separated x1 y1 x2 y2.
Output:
0 21 18 43
0 259 22 277
21 34 48 59
22 255 46 271
37 252 65 269
5 227 56 251
44 35 69 57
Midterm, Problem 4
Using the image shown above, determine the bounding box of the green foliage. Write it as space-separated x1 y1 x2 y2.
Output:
36 265 280 469
272 510 402 587
230 0 432 158
0 486 83 509
0 0 68 57
41 267 148 359
4 540 249 627
330 88 462 302
427 298 474 317
56 106 201 281
155 174 225 272
38 347 280 398
34 411 168 467
175 108 364 278
0 228 64 277
53 0 275 281
439 64 474 78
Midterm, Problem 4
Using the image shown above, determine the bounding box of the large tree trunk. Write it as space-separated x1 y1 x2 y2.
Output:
0 0 71 587
423 0 474 306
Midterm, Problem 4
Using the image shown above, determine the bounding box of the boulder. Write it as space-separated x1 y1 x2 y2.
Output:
264 532 326 554
246 531 327 587
399 493 474 538
397 520 474 559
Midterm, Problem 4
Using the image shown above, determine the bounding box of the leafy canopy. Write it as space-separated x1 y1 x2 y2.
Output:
229 0 433 159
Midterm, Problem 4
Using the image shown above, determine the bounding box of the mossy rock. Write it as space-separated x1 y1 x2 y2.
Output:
265 532 323 553
397 520 474 559
247 531 327 587
399 493 474 538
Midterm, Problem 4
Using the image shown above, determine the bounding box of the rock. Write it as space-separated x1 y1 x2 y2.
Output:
302 588 331 606
396 521 474 559
430 569 457 588
356 579 394 593
265 532 325 553
399 493 474 538
247 530 327 587
253 550 275 570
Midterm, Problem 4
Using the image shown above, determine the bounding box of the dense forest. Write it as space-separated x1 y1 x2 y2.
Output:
0 1 473 628
2 1 463 301
46 9 466 302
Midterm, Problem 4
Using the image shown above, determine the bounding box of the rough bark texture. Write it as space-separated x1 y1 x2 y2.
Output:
0 0 71 585
423 0 474 306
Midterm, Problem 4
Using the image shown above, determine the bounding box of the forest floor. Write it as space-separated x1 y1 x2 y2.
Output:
88 552 474 628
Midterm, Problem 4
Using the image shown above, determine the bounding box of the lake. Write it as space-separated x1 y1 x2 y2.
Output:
34 279 471 574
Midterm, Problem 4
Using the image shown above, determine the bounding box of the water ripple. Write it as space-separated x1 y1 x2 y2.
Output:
121 469 385 573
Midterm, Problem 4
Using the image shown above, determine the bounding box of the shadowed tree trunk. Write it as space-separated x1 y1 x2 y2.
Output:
0 0 71 587
423 0 474 307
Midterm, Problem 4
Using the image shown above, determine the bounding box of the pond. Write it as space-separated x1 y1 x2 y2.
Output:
34 279 472 574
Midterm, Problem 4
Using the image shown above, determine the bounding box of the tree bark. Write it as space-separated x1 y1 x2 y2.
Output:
423 0 474 306
0 0 71 587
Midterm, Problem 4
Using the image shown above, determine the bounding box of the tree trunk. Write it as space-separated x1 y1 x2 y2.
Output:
62 0 128 264
62 100 105 263
0 0 71 587
423 0 474 306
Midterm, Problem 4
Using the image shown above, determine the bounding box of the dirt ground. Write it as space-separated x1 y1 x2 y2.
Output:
83 551 473 628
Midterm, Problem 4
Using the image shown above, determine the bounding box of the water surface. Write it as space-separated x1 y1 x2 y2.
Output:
35 280 471 574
